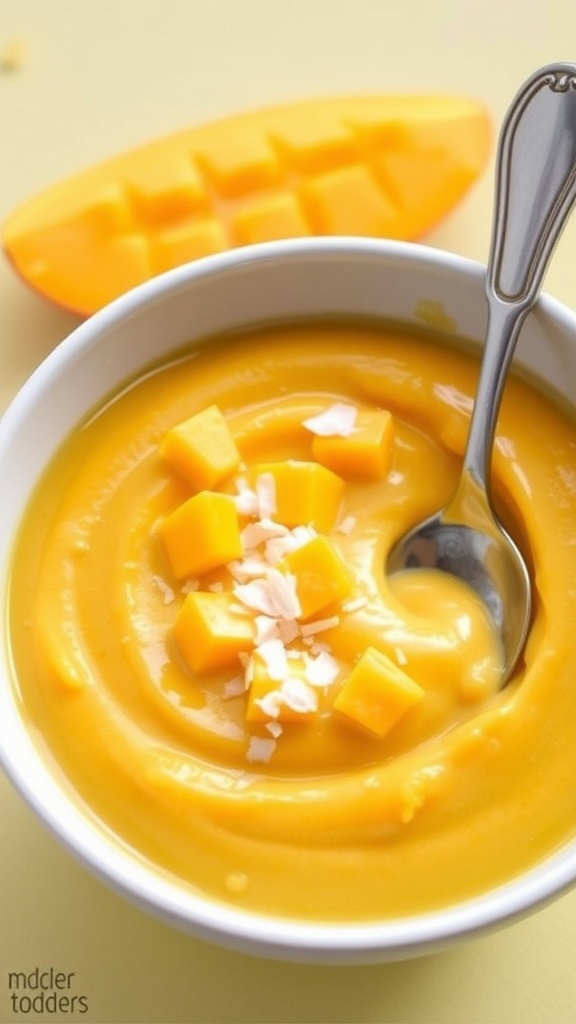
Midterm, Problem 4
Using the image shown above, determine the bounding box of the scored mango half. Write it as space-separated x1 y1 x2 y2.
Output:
2 95 490 316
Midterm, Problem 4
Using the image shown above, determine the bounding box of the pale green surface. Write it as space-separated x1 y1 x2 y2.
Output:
2 2 576 1022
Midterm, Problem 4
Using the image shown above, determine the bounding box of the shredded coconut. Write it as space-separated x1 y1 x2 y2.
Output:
265 567 302 619
255 472 277 518
232 477 260 516
265 720 283 739
305 650 340 687
246 736 277 763
181 578 200 594
227 555 268 583
257 638 289 681
394 646 408 666
254 615 281 645
336 514 357 535
233 579 277 616
341 595 368 613
388 470 404 487
276 617 301 644
299 615 340 637
303 403 358 437
279 677 318 713
254 691 284 719
151 574 175 604
241 518 288 550
222 676 247 699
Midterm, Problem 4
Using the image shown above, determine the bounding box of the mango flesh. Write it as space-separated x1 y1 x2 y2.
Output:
2 95 490 315
9 321 576 923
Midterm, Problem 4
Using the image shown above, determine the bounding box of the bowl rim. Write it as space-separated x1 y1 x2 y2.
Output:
2 235 576 963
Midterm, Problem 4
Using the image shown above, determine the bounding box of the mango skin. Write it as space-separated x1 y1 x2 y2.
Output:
2 95 490 316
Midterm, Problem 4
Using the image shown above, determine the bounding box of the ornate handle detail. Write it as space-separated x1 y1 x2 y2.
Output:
488 62 576 305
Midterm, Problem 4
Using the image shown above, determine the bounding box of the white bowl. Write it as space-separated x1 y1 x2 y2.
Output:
2 237 576 965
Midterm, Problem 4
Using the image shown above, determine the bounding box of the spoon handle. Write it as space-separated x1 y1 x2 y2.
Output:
463 63 576 489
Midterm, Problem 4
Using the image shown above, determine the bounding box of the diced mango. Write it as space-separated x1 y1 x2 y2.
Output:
333 646 424 738
158 490 242 579
173 591 255 674
246 651 318 723
312 408 394 480
282 534 352 620
161 405 241 491
253 460 344 532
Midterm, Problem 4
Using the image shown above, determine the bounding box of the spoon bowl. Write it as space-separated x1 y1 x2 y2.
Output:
388 63 576 683
387 480 532 678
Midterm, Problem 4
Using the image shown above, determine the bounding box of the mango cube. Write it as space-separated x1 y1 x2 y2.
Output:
161 404 241 490
312 409 394 480
158 490 242 579
253 460 344 532
282 534 352 620
173 591 255 673
333 646 424 738
246 651 318 723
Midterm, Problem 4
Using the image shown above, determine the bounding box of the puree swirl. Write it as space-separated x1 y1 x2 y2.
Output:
9 323 576 920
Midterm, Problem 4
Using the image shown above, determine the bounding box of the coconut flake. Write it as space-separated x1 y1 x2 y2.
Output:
241 518 288 551
309 641 332 656
299 615 340 637
257 638 289 681
303 403 358 437
254 615 281 645
279 677 318 713
265 567 302 619
232 477 260 516
275 619 298 645
336 515 357 535
305 650 340 687
246 736 276 763
227 556 267 583
151 575 175 605
341 595 368 613
242 653 256 685
394 646 408 666
254 691 284 719
265 720 283 739
233 579 277 616
181 578 200 594
255 472 277 518
222 676 248 699
388 470 404 487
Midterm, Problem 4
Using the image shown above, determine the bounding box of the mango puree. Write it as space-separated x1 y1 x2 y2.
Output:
8 322 576 921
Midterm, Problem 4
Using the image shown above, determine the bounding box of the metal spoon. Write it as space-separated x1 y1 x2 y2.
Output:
387 63 576 683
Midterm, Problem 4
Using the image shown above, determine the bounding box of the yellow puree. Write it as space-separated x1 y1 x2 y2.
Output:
9 323 576 921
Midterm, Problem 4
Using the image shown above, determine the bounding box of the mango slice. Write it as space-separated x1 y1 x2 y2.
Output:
161 404 241 491
158 490 242 579
282 534 352 621
174 591 255 674
311 407 395 480
253 460 344 532
246 650 318 723
2 95 490 315
333 646 424 738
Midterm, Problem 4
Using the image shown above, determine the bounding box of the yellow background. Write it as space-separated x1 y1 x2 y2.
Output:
2 2 576 1021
